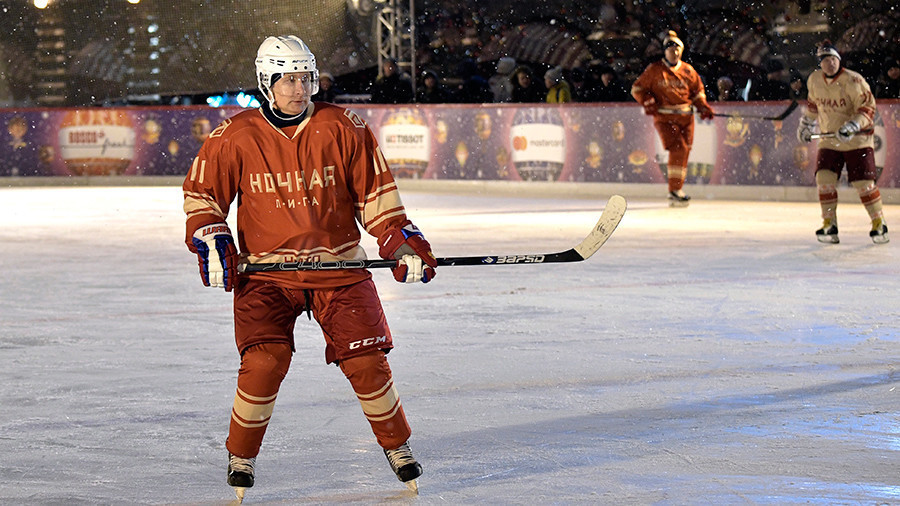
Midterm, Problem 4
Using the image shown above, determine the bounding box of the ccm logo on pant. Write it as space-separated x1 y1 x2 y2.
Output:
349 336 388 350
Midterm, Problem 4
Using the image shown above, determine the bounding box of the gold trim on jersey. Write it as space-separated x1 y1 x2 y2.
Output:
183 191 226 221
188 156 206 183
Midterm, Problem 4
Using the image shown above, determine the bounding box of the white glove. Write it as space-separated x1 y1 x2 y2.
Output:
836 120 860 143
396 254 427 283
796 116 816 143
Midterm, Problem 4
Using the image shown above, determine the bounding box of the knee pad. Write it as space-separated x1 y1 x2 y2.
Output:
815 170 838 186
231 343 292 437
239 342 292 384
851 179 876 193
339 351 391 385
340 352 399 412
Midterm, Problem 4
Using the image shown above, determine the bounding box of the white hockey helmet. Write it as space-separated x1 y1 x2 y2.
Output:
255 35 319 100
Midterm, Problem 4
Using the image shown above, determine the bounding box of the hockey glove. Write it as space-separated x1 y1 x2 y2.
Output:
191 222 238 291
836 120 860 143
796 115 816 143
377 223 437 283
640 97 658 116
696 104 715 121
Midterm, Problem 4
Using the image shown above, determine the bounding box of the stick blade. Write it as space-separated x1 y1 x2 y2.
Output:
573 195 626 260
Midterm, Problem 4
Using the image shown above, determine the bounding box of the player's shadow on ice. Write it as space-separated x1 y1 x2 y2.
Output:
419 371 898 493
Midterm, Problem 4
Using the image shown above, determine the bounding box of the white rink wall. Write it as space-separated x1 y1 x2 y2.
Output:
2 175 900 205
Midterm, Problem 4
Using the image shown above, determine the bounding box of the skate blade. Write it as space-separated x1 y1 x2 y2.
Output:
817 235 839 244
233 486 246 503
668 200 690 208
405 479 419 494
871 234 889 244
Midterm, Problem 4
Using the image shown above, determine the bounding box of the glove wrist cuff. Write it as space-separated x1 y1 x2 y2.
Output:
193 222 232 240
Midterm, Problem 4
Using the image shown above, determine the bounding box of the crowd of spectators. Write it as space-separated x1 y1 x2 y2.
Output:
315 0 900 105
320 48 899 106
322 58 688 105
874 56 900 99
318 56 794 106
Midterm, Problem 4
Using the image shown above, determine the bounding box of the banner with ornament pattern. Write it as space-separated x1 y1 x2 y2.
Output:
2 101 898 188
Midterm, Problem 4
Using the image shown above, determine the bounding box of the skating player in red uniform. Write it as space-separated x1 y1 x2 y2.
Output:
183 35 436 500
631 30 715 207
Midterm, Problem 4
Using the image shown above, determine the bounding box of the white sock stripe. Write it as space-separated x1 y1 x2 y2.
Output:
356 379 393 401
231 410 271 429
233 389 277 425
666 165 687 179
237 387 278 403
364 399 402 422
357 383 400 418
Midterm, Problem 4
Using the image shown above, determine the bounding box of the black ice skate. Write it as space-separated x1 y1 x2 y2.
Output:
667 190 691 207
816 219 839 244
227 453 256 503
384 441 423 493
870 218 889 244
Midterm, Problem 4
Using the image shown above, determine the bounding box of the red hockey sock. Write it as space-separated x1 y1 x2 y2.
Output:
226 342 292 458
339 351 411 450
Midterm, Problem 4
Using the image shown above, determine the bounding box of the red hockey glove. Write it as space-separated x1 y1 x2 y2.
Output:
377 223 437 283
696 104 715 121
191 222 238 291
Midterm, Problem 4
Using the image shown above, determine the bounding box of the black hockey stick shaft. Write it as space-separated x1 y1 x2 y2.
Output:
713 100 798 121
240 195 627 273
661 100 797 121
243 250 583 272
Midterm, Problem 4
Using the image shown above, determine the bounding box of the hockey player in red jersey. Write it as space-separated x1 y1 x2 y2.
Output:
183 35 435 500
796 40 889 244
631 30 715 207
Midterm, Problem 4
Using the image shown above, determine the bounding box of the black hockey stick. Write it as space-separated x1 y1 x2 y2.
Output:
661 100 798 121
721 100 798 121
239 195 627 273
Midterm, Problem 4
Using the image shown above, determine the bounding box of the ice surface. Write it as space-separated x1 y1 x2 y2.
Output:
0 186 897 505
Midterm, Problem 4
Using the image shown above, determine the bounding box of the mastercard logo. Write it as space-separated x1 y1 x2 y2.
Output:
512 136 528 151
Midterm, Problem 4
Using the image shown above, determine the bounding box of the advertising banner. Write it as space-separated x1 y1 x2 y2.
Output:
2 101 898 188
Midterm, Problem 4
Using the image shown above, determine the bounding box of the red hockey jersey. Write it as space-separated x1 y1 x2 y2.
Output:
183 102 413 289
631 60 709 112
